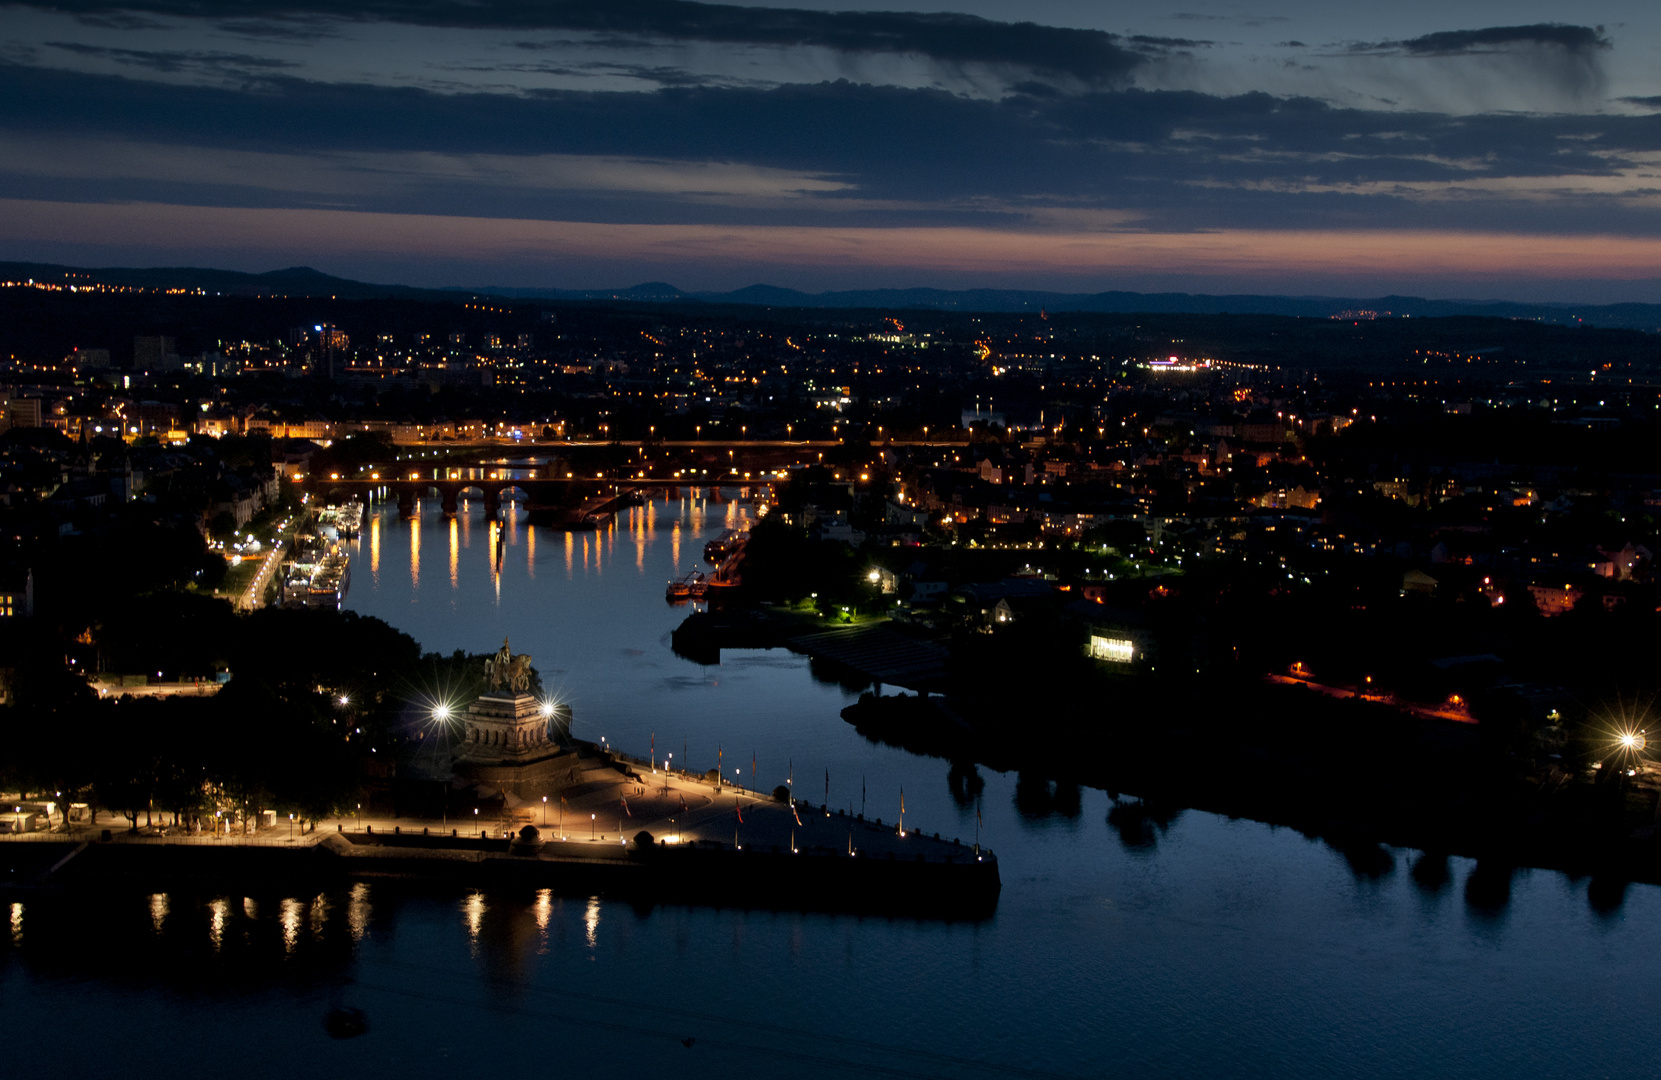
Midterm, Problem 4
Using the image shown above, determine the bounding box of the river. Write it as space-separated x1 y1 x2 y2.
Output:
6 492 1660 1079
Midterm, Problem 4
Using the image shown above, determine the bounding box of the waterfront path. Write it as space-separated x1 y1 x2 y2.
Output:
2 750 986 866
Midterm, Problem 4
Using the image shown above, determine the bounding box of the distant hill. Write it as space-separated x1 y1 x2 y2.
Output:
5 259 1659 330
0 261 460 302
479 282 1661 331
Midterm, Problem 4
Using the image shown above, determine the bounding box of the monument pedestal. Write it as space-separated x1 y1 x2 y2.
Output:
455 693 562 766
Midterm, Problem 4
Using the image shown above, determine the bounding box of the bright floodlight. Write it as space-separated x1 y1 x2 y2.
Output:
1621 733 1638 749
338 695 349 706
433 703 453 721
540 702 555 718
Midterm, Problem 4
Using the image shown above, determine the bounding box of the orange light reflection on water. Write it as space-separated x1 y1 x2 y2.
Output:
448 517 459 589
409 510 420 590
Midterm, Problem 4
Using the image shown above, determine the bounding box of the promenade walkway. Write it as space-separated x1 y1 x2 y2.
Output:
1 750 985 866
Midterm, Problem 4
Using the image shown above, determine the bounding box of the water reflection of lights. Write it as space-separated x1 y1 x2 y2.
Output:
526 523 536 577
208 898 227 951
448 517 460 588
584 897 600 949
535 888 553 954
464 892 485 945
9 901 21 945
409 512 421 590
149 892 169 934
243 897 258 919
280 898 302 951
564 530 574 577
310 893 330 937
489 520 501 602
348 882 371 941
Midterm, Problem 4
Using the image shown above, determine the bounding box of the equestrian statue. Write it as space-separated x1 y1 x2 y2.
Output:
483 637 535 695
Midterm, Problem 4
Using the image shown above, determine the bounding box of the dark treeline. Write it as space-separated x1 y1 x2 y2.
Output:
0 606 494 830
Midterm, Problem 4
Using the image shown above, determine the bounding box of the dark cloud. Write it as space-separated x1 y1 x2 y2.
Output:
1126 35 1211 51
1353 23 1610 57
213 17 341 42
1620 96 1661 111
71 12 168 30
43 42 301 75
19 1 1152 84
1342 23 1612 103
5 49 1661 238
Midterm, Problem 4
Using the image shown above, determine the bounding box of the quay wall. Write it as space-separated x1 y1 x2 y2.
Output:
23 833 1001 919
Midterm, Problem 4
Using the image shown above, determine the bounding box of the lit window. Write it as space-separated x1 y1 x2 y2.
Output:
1089 635 1135 663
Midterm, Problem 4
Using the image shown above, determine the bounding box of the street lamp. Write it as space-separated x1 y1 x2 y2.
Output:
542 796 548 826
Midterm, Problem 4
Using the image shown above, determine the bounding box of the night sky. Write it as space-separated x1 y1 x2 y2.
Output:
3 1 1660 299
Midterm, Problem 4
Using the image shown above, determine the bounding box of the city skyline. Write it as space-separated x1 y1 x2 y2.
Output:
3 1 1661 300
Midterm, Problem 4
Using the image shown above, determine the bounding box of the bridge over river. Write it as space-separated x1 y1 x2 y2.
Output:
307 473 771 528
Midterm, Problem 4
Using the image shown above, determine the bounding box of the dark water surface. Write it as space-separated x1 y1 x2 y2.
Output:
6 494 1660 1078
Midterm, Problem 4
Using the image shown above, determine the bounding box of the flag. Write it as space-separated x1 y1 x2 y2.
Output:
736 803 744 824
621 797 631 817
900 788 905 814
792 803 803 826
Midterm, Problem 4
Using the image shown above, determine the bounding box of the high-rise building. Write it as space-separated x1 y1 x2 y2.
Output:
312 323 349 379
0 397 43 431
133 335 177 370
65 347 111 370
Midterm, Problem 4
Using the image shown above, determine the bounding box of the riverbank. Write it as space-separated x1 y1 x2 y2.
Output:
841 684 1661 888
2 737 1000 919
4 830 996 919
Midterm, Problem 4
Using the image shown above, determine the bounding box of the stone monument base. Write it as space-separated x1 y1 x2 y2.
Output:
453 692 564 769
